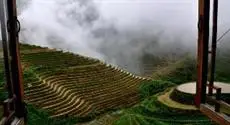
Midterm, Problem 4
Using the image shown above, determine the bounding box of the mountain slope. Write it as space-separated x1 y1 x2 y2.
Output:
20 44 152 118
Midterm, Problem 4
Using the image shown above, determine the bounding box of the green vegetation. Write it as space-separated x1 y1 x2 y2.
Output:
114 98 212 125
2 44 230 125
113 81 214 125
18 44 150 124
0 58 4 119
26 104 78 125
0 56 81 124
22 51 99 69
215 51 230 82
139 80 175 100
20 43 45 50
158 88 197 110
113 50 230 125
22 65 97 124
0 59 7 104
151 51 230 84
0 63 84 125
152 56 196 84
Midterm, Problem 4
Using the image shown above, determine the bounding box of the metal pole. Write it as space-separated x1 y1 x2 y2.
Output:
195 0 210 106
0 0 14 101
6 0 25 118
208 0 218 96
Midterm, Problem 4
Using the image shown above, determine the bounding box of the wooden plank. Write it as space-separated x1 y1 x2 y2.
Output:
200 104 230 125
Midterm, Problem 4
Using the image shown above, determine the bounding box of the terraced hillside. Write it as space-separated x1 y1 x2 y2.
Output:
20 44 152 118
0 44 217 125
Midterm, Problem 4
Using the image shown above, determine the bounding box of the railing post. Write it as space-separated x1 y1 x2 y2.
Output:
3 100 9 117
6 0 25 119
215 88 221 112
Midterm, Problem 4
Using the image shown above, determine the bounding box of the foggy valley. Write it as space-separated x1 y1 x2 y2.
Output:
2 0 230 75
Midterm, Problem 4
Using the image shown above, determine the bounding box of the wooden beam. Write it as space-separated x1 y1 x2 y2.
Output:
195 0 210 106
200 104 230 125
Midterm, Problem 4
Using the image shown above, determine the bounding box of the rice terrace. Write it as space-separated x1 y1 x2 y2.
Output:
0 43 230 125
1 0 230 125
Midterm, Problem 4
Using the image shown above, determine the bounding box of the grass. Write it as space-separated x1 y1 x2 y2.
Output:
152 56 196 85
113 80 214 125
113 97 213 125
1 44 230 125
152 51 230 85
18 44 150 124
139 80 175 100
21 51 99 69
20 43 46 50
0 64 80 125
215 51 230 83
157 88 197 110
26 104 78 125
0 59 6 120
113 52 230 125
0 52 92 125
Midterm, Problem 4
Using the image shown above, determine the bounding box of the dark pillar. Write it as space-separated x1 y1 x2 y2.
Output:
6 0 25 118
208 0 218 96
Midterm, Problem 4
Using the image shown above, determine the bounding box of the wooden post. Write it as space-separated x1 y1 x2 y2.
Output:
215 88 221 112
3 100 9 117
0 0 14 105
195 0 210 106
6 0 25 118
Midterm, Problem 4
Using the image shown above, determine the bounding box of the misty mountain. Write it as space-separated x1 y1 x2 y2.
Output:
1 0 230 74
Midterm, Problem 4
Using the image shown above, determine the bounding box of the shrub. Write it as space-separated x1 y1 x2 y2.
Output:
152 57 197 84
139 80 175 100
26 104 78 125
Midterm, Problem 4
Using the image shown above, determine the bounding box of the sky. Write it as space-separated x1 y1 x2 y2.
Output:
1 0 230 74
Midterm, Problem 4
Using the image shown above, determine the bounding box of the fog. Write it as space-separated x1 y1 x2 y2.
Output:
2 0 230 74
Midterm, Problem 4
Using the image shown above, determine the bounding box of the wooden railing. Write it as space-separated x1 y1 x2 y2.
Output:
1 98 15 125
0 97 24 125
206 84 223 112
201 84 230 125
